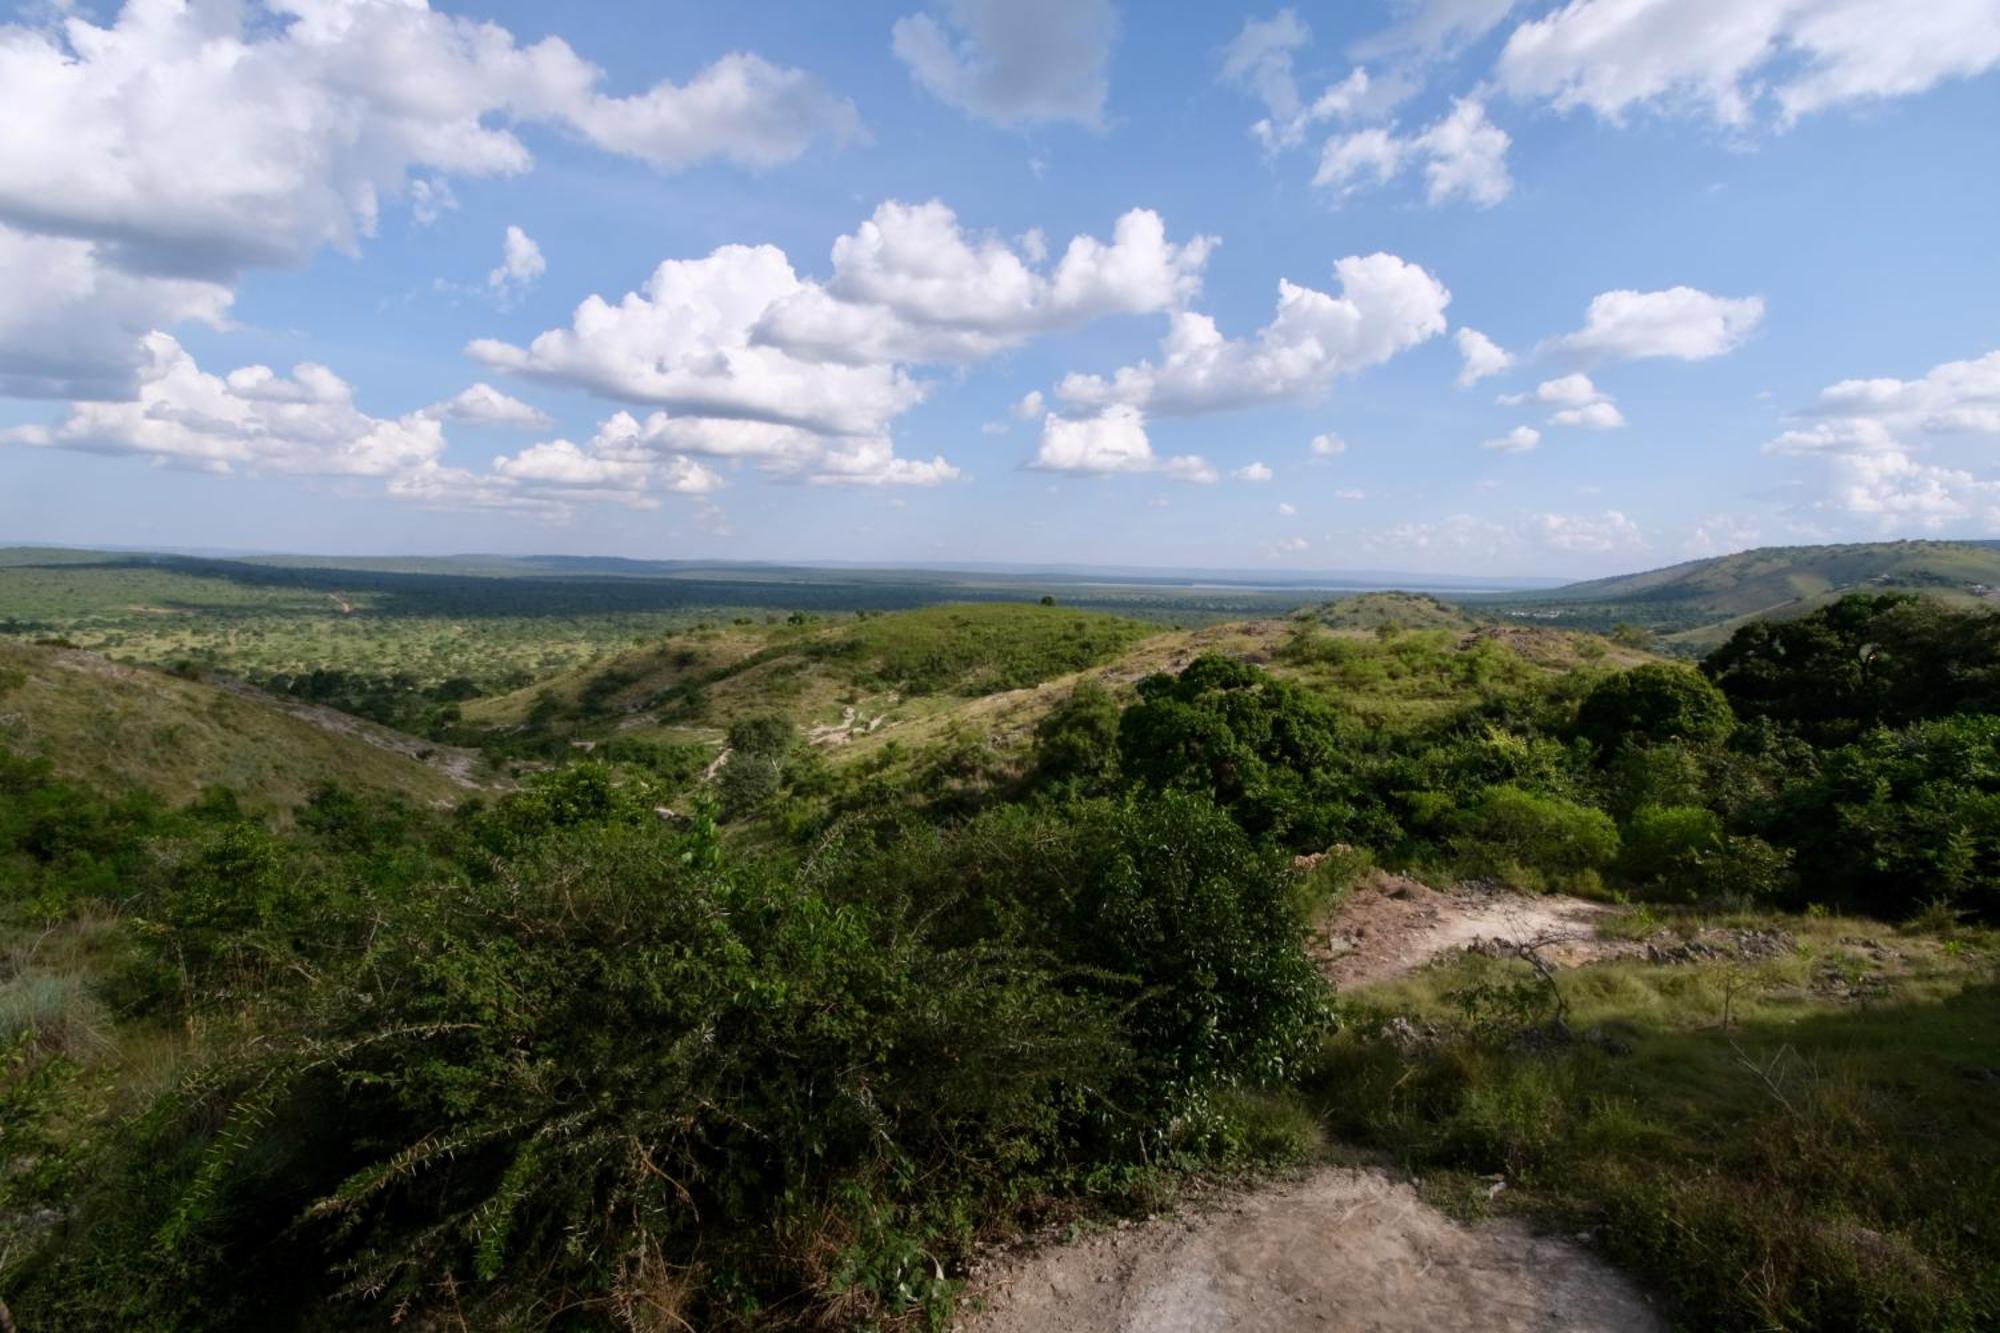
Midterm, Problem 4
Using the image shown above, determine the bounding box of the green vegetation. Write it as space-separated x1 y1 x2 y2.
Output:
1479 539 2000 650
4 550 2000 1331
1314 917 2000 1332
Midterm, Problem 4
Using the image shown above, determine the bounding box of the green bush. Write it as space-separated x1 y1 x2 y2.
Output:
1576 663 1735 755
1451 784 1619 884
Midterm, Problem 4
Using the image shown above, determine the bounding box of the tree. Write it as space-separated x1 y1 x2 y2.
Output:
1576 663 1735 755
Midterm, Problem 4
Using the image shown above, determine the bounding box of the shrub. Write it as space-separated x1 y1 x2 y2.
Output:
1117 654 1396 851
1033 679 1122 788
1451 784 1619 884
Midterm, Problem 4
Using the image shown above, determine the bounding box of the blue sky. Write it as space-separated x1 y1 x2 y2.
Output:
2 0 1997 577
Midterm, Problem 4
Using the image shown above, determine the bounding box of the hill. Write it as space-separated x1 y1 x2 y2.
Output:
0 639 472 808
1481 540 2000 649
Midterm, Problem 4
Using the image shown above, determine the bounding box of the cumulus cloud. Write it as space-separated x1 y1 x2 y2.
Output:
1552 400 1628 429
1028 405 1214 482
0 337 787 518
469 200 1216 486
1055 253 1450 415
892 0 1117 127
470 243 923 438
0 1 856 282
1764 348 2000 529
756 201 1216 366
1481 425 1542 452
0 226 232 399
1234 461 1274 482
1500 372 1628 429
1310 432 1349 456
1314 98 1512 206
1354 0 1522 62
487 226 546 304
1277 501 1298 515
1555 286 1764 361
1455 327 1512 387
1 333 445 477
0 0 856 395
425 383 553 430
1496 0 2000 127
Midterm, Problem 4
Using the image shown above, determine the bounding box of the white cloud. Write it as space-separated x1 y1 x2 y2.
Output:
0 225 232 399
1 333 444 477
892 0 1117 127
1496 0 2000 127
1056 253 1450 415
1481 425 1542 452
757 201 1215 366
1310 432 1349 456
487 226 546 303
1764 348 2000 530
1529 509 1644 552
1014 389 1046 420
1234 461 1274 482
1502 372 1603 407
1029 405 1214 482
1220 11 1385 150
1551 400 1628 429
1555 286 1764 361
1277 501 1298 515
1266 535 1311 557
470 243 924 437
1334 487 1368 500
470 201 1217 487
1499 371 1629 428
0 1 856 282
426 383 553 430
1455 327 1512 387
0 0 855 395
1314 99 1511 207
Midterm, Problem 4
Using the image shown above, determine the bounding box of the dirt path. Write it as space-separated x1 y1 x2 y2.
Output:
958 1167 1662 1333
1314 873 1621 989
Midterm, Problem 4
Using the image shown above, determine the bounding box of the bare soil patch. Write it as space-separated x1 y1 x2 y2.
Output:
957 1167 1662 1333
1314 873 1623 989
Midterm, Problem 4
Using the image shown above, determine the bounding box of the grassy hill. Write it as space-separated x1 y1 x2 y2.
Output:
1481 540 2000 649
0 639 471 808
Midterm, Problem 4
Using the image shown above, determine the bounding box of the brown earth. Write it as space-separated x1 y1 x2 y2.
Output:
956 1167 1663 1333
1313 873 1623 989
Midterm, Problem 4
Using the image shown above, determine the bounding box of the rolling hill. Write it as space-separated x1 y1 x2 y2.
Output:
1482 540 2000 649
0 639 474 808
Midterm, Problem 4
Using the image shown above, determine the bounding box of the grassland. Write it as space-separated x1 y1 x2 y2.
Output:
1314 905 2000 1330
0 639 467 808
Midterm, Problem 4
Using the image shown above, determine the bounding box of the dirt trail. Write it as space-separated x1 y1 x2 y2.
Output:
1314 873 1621 989
207 677 487 788
959 1167 1662 1333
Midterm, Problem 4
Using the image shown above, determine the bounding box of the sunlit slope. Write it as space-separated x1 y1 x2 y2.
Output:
1525 540 2000 647
0 640 470 808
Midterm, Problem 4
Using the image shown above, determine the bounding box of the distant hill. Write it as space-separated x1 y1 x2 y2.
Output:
1304 592 1478 632
1481 540 2000 650
0 640 473 808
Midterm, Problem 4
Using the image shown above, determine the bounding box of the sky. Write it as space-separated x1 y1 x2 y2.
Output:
1 0 1998 578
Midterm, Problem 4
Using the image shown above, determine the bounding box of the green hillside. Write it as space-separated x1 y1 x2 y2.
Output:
0 639 472 808
1482 540 2000 648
